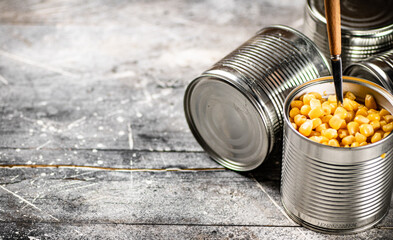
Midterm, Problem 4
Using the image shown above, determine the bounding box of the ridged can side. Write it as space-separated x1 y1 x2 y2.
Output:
184 25 330 171
281 76 393 233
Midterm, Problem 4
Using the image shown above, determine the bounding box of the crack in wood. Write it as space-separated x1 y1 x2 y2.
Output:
0 146 204 153
0 164 226 172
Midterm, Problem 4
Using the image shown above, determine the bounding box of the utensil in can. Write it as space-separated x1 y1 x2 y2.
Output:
281 76 393 234
324 0 344 104
344 49 393 94
304 0 393 68
184 25 330 171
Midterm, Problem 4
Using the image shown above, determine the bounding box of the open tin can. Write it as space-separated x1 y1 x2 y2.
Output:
304 0 393 68
184 25 330 171
281 76 393 234
345 49 393 94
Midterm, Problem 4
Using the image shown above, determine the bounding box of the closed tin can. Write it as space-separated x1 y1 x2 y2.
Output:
304 0 393 68
345 49 393 93
184 25 330 171
282 76 393 234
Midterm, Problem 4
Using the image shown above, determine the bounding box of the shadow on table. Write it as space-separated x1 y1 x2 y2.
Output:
238 144 283 195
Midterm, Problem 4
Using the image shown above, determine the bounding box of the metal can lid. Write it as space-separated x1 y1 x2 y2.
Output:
308 0 393 31
184 75 271 171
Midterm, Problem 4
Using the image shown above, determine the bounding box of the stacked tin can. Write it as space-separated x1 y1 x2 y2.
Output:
303 0 393 68
184 25 330 171
184 0 393 235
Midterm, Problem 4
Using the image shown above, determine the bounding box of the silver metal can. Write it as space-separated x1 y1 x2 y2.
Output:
304 0 393 68
184 25 330 171
282 76 393 234
345 49 393 94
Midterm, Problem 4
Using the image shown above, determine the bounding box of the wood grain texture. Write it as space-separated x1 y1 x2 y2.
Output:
0 0 391 239
324 0 341 56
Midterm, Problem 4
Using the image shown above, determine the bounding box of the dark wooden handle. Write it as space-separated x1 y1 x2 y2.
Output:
324 0 341 56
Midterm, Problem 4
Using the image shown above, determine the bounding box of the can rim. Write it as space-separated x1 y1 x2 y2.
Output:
184 71 273 171
283 76 393 151
344 62 393 93
306 0 393 35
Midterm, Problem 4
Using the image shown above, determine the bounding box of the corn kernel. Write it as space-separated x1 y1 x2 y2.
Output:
338 129 349 139
294 115 307 126
321 115 333 123
342 98 354 111
329 116 344 130
309 136 321 143
310 136 329 143
309 92 322 100
291 122 297 130
320 136 329 143
383 132 391 138
370 120 381 130
316 123 328 132
289 107 300 118
303 94 316 105
356 107 368 117
382 122 393 132
354 115 370 125
344 145 350 148
328 95 337 103
384 115 393 123
299 120 313 136
330 102 337 113
380 120 387 128
380 109 390 117
321 128 338 139
322 102 332 115
300 105 311 115
355 132 367 143
311 118 322 129
341 135 355 145
308 106 324 119
345 91 356 100
365 94 377 109
347 121 359 135
359 124 374 137
345 111 355 122
340 120 347 129
367 113 380 122
371 132 382 143
328 139 340 147
351 142 360 147
368 109 379 115
359 142 368 146
334 107 348 119
290 100 303 109
350 100 359 111
309 131 320 137
310 98 321 109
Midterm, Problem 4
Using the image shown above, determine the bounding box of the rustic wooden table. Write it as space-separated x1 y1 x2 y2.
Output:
0 0 392 239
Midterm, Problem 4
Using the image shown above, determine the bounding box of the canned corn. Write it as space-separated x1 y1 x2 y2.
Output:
282 76 393 234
